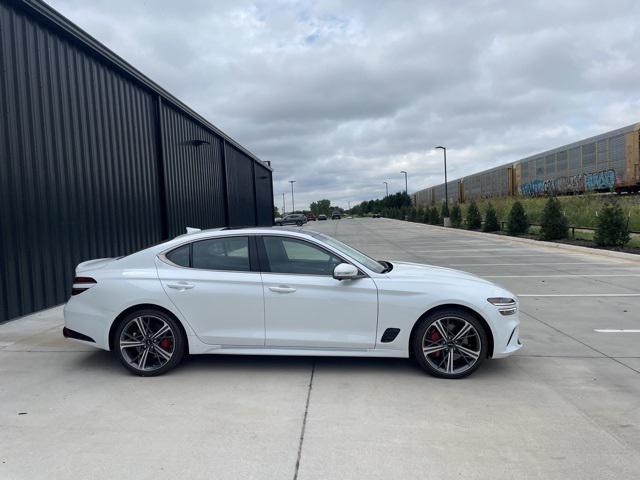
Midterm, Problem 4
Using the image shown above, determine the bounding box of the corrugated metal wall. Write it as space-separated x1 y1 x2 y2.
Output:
0 0 273 323
254 163 274 226
226 144 257 227
161 103 227 237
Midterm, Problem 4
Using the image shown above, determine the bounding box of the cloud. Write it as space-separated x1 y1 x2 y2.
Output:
47 0 640 209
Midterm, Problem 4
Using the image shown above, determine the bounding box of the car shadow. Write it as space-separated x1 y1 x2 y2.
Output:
71 349 516 381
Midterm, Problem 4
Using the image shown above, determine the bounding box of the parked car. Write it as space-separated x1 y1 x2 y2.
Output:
274 214 307 226
304 213 316 221
372 213 381 218
331 211 342 220
64 227 521 378
318 214 327 221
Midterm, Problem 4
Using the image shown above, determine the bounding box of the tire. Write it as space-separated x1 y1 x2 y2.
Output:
410 308 487 379
296 221 303 226
114 308 186 377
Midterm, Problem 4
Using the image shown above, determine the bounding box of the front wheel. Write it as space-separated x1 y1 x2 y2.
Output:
114 309 186 376
296 221 303 226
411 309 487 379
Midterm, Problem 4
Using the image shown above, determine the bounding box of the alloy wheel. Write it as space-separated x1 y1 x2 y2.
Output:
421 316 482 375
119 315 176 372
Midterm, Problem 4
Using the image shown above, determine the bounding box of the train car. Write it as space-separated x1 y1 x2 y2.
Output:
517 123 640 196
412 123 640 206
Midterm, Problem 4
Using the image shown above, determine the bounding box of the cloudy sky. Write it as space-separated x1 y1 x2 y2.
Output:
48 0 640 210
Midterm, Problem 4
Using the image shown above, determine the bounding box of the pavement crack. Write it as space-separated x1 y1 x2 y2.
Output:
293 360 315 480
521 310 640 375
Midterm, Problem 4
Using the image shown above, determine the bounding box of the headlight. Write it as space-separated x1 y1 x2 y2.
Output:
487 297 517 316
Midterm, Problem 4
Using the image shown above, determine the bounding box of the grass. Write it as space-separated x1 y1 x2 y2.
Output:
456 194 640 231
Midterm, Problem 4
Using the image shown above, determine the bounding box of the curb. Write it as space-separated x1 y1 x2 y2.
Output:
381 218 640 263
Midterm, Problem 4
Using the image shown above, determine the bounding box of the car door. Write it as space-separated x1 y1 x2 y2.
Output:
259 235 378 349
156 235 264 346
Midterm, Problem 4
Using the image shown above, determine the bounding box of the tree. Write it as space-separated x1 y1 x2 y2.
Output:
310 199 331 216
408 207 417 222
507 201 529 235
273 206 280 219
483 203 500 232
594 203 630 247
450 203 462 228
466 201 482 230
539 197 568 240
429 206 440 225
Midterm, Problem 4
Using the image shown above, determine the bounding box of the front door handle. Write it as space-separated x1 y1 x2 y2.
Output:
269 285 296 294
167 282 195 291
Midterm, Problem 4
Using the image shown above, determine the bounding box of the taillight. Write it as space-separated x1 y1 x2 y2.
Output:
72 277 97 295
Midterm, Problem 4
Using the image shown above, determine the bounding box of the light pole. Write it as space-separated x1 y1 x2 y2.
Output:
282 192 286 215
435 146 449 216
289 180 296 212
400 171 408 194
383 181 389 197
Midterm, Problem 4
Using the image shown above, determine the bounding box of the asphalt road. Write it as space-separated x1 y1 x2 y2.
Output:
1 218 639 479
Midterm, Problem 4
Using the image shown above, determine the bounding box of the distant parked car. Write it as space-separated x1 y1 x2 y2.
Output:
305 213 316 221
331 211 342 220
275 214 307 226
318 214 327 221
372 213 381 218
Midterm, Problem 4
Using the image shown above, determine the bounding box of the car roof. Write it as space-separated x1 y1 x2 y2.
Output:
153 226 323 251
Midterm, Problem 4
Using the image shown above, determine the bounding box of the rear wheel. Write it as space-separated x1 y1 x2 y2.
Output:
411 309 487 379
114 309 186 376
296 220 303 226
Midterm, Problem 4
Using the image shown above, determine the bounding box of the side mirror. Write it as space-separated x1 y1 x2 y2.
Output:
333 263 360 280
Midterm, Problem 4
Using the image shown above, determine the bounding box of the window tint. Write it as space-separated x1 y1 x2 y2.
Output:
166 244 190 267
263 236 343 275
192 237 250 271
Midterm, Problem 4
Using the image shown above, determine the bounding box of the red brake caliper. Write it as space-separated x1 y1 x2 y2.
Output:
430 330 441 357
159 338 172 350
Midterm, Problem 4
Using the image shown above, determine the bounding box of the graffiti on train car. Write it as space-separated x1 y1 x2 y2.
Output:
519 169 616 196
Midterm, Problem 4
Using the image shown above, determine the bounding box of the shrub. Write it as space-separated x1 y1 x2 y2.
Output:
507 201 529 235
483 203 500 232
540 197 568 240
429 206 440 225
450 203 462 228
466 201 482 230
408 208 417 222
441 202 450 219
594 203 630 247
422 207 430 224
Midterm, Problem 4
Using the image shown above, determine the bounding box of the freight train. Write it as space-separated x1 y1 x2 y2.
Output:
413 123 640 206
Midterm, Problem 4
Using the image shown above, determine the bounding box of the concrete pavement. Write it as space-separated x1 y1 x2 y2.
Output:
1 218 639 479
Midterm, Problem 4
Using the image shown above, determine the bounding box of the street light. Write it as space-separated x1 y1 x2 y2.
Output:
289 180 296 212
282 192 286 215
400 171 408 194
435 146 449 216
383 181 389 197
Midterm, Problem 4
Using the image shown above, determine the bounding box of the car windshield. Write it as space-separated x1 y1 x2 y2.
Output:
311 232 386 273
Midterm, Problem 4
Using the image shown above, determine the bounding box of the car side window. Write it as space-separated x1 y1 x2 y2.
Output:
192 236 250 271
166 244 190 267
262 236 343 275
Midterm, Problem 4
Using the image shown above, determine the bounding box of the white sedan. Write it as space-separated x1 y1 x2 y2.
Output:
64 228 521 378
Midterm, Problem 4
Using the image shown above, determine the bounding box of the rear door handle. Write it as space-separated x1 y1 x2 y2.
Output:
167 282 195 291
269 286 296 294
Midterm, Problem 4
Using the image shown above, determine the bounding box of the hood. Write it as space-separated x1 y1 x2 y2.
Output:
385 261 494 286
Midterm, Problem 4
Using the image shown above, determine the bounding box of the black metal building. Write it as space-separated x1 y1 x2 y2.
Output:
0 0 274 323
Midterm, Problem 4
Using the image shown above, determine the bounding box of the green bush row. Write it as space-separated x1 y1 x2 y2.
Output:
384 197 632 248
